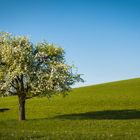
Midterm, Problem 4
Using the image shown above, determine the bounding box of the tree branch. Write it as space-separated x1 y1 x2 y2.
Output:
11 82 17 90
0 89 17 95
8 90 16 95
17 76 21 82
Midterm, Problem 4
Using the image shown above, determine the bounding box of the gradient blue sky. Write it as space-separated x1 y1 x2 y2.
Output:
0 0 140 87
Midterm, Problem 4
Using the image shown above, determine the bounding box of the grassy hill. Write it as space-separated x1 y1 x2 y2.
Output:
0 78 140 140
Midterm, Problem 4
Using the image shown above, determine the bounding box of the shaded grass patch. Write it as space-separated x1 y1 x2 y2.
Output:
53 109 140 120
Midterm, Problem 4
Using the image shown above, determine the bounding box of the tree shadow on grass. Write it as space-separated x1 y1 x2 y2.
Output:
53 109 140 120
0 108 10 112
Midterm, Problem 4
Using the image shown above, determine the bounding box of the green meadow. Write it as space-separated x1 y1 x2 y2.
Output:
0 78 140 140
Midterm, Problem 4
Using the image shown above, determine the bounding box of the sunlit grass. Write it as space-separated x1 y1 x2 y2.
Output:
0 78 140 140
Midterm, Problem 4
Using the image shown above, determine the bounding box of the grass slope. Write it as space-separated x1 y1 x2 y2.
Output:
0 78 140 140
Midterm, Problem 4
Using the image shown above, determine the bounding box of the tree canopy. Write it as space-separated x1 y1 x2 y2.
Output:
0 32 83 120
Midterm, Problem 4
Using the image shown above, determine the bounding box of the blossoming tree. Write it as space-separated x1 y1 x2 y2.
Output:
0 32 83 121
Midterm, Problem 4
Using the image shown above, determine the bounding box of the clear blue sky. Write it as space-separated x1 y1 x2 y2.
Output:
0 0 140 87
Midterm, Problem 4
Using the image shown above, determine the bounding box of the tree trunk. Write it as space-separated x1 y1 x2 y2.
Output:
18 96 26 121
